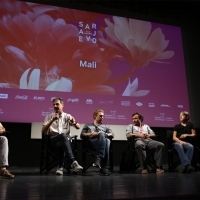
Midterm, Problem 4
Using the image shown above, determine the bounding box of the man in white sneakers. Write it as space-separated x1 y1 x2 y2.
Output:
42 97 83 175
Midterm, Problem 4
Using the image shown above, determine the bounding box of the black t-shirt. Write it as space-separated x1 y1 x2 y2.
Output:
173 121 195 141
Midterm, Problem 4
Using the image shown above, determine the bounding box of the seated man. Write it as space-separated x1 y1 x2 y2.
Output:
0 123 14 178
173 111 196 173
80 109 114 176
41 97 83 175
126 112 165 174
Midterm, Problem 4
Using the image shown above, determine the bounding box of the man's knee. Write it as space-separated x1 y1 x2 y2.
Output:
158 142 165 150
98 132 106 139
135 142 144 150
106 138 110 146
174 142 183 149
187 143 194 150
0 136 8 145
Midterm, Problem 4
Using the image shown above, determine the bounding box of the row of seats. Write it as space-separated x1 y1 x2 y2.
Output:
40 131 200 174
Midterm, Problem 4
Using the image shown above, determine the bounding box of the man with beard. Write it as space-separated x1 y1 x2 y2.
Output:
42 97 83 175
126 112 165 174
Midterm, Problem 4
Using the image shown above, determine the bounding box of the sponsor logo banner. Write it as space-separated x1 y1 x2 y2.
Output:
160 104 170 107
177 105 183 108
0 94 8 99
41 108 54 117
67 98 79 103
121 101 130 106
33 96 45 101
136 102 143 106
148 103 155 107
86 99 93 104
155 113 174 122
105 110 126 120
15 95 28 100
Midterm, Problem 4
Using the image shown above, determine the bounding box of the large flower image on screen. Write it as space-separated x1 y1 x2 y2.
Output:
0 0 174 96
99 16 174 96
0 1 114 94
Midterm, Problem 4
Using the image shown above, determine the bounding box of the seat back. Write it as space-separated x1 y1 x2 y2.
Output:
167 130 173 150
81 137 96 172
119 136 137 173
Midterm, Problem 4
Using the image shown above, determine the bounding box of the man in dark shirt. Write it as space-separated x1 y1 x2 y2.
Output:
80 109 114 176
173 111 196 173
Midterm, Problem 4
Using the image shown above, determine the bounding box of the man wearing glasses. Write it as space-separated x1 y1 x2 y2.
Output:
80 109 114 176
42 97 83 175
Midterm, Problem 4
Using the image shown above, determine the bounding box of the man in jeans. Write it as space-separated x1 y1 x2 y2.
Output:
80 109 114 176
173 111 196 173
0 122 14 178
42 97 83 175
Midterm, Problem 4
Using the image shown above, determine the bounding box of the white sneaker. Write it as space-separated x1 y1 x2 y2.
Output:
71 161 83 172
93 157 101 169
56 167 63 175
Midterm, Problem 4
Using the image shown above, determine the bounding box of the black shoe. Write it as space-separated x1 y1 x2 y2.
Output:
178 165 186 173
99 168 110 176
185 164 193 174
93 157 101 169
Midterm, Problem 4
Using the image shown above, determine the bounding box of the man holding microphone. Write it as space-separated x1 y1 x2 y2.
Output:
42 97 83 175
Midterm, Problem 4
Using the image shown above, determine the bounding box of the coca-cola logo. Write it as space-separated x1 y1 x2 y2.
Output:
15 95 28 100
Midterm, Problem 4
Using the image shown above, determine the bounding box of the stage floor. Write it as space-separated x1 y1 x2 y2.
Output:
1 167 200 200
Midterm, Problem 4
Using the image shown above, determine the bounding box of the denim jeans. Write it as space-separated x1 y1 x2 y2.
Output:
87 132 110 169
51 133 75 167
173 142 194 166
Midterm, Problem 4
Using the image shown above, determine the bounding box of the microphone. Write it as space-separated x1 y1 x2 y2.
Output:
54 110 60 123
55 109 59 114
